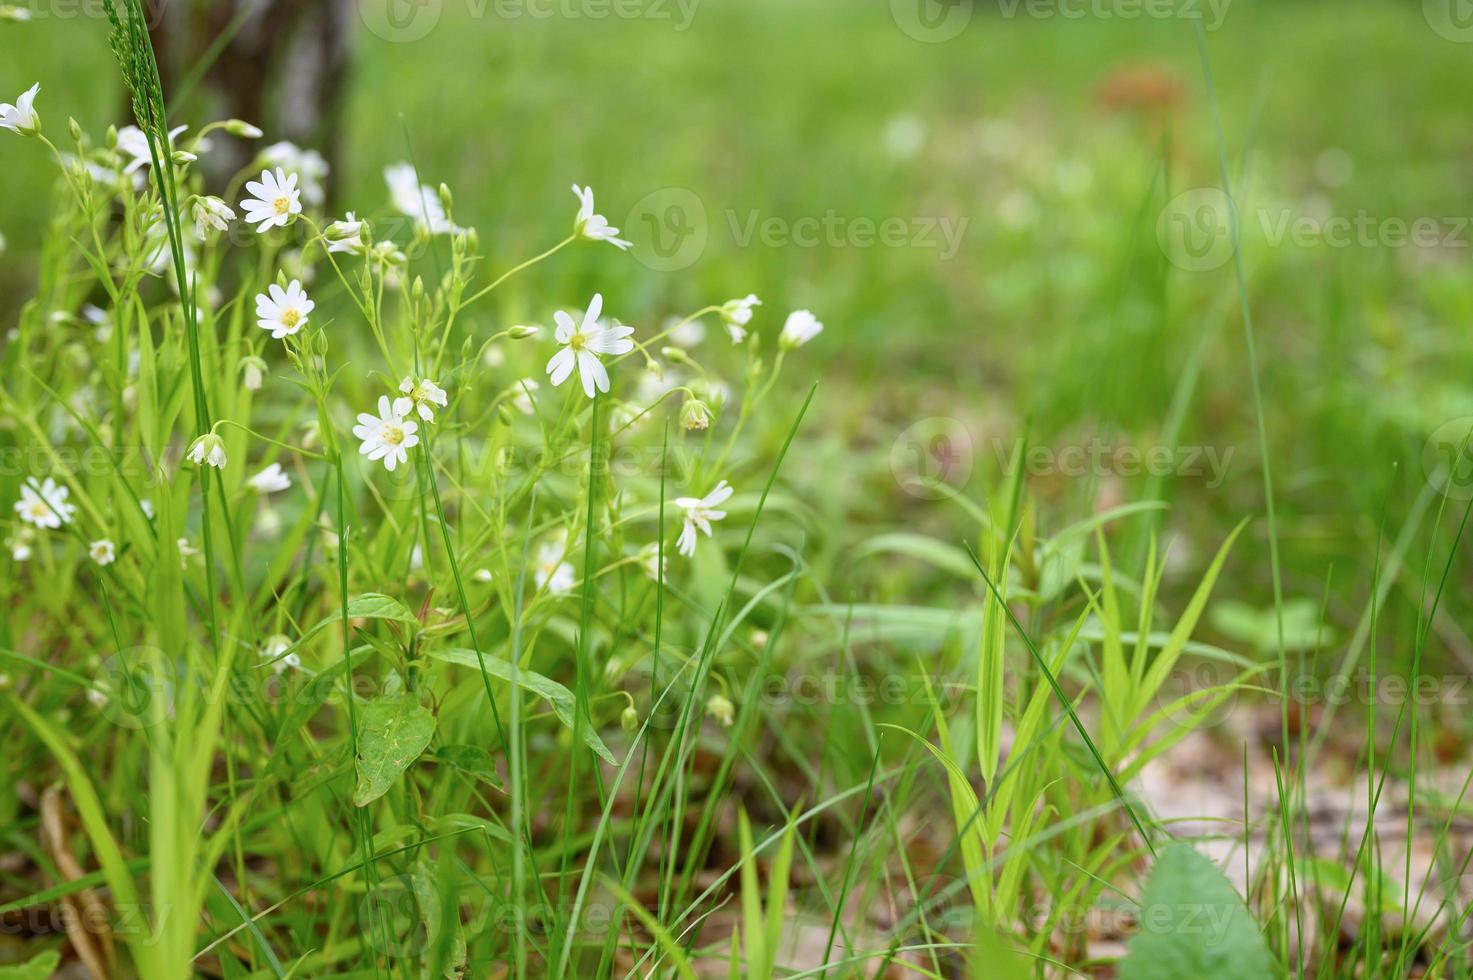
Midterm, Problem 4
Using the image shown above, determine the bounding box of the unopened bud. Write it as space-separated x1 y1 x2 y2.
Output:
223 119 263 139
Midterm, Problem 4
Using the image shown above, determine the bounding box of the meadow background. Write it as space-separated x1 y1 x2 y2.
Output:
5 0 1473 975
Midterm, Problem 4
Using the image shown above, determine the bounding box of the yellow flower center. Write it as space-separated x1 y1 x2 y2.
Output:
280 309 301 329
273 195 291 215
26 502 47 518
568 332 588 352
383 424 405 447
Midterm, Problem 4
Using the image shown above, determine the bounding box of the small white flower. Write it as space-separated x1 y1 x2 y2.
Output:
177 537 199 563
396 377 448 422
780 309 823 349
385 162 458 235
706 694 735 727
140 499 155 519
571 184 631 250
676 480 733 558
7 525 35 562
89 538 116 566
720 294 761 344
248 462 292 494
546 293 636 399
260 142 328 206
669 315 705 348
192 195 235 240
187 433 228 469
473 568 493 583
240 168 302 232
534 534 576 596
15 477 75 529
638 542 666 581
352 395 419 472
255 279 314 339
510 377 540 415
116 123 187 173
258 634 301 674
0 83 40 137
326 211 364 253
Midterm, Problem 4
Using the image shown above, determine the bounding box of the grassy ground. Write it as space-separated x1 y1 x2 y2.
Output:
2 0 1473 976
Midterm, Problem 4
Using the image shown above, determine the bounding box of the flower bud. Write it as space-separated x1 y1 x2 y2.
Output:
171 149 197 165
223 119 263 139
239 355 267 391
661 346 689 365
0 6 34 21
67 117 82 143
508 324 539 340
680 399 712 431
186 433 227 469
621 706 639 733
706 694 734 728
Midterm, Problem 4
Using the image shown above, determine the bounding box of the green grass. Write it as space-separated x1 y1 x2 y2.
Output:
2 0 1473 976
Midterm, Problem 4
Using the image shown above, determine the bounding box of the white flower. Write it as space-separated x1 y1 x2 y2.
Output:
15 477 74 528
0 83 40 137
192 195 235 240
571 184 631 250
511 377 540 415
780 309 823 349
396 377 448 422
638 542 666 581
385 162 458 235
473 568 493 583
187 433 228 469
255 279 314 339
706 694 735 727
546 293 635 399
7 525 35 562
258 635 301 674
89 539 116 566
248 462 292 494
534 535 576 596
116 124 187 173
260 142 328 206
720 294 761 343
676 480 733 558
352 395 419 472
140 499 155 519
240 168 302 232
326 211 364 253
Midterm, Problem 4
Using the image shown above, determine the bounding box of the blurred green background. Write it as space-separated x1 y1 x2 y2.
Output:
5 0 1473 664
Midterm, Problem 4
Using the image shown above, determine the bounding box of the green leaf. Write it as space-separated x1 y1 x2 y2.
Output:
347 593 420 624
353 697 437 807
432 744 504 790
1118 842 1273 980
426 648 616 765
0 951 61 979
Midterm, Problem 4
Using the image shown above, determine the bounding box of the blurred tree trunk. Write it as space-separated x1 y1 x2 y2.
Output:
146 0 354 193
